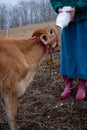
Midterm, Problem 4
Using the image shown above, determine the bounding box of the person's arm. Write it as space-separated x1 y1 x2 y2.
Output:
74 0 87 10
50 0 63 13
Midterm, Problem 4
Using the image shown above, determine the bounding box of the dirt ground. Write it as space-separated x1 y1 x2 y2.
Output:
0 48 87 130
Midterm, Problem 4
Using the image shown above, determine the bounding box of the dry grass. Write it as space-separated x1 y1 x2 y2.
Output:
0 21 55 39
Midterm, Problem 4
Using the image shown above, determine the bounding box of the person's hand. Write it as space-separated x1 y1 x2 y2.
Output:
58 8 76 22
58 8 62 13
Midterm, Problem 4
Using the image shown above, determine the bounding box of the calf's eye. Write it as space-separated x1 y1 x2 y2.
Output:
49 29 54 35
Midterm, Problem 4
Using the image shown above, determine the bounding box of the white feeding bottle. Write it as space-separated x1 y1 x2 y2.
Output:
56 6 71 29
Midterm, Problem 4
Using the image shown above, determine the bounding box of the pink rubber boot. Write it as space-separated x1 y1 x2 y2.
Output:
60 76 74 99
76 79 86 101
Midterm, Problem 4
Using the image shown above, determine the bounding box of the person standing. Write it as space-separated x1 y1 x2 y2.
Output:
49 0 87 100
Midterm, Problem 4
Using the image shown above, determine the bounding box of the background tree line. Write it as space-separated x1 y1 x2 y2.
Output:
0 0 57 30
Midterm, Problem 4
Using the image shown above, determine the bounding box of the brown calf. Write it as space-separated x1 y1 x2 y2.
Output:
0 26 59 130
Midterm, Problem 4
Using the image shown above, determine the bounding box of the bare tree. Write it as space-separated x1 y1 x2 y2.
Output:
9 6 21 28
0 0 57 29
38 0 57 22
45 1 57 21
28 1 41 24
19 1 30 25
0 4 7 29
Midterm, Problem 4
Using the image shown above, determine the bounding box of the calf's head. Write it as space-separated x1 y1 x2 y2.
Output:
32 26 59 54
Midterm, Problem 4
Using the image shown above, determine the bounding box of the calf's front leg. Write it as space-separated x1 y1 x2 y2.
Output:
2 93 19 130
0 74 20 130
3 95 18 130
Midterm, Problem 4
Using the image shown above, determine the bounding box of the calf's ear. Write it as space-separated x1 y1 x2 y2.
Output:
40 34 48 45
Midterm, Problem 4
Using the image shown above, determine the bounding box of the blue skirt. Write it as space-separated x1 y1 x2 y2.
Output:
60 20 87 79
